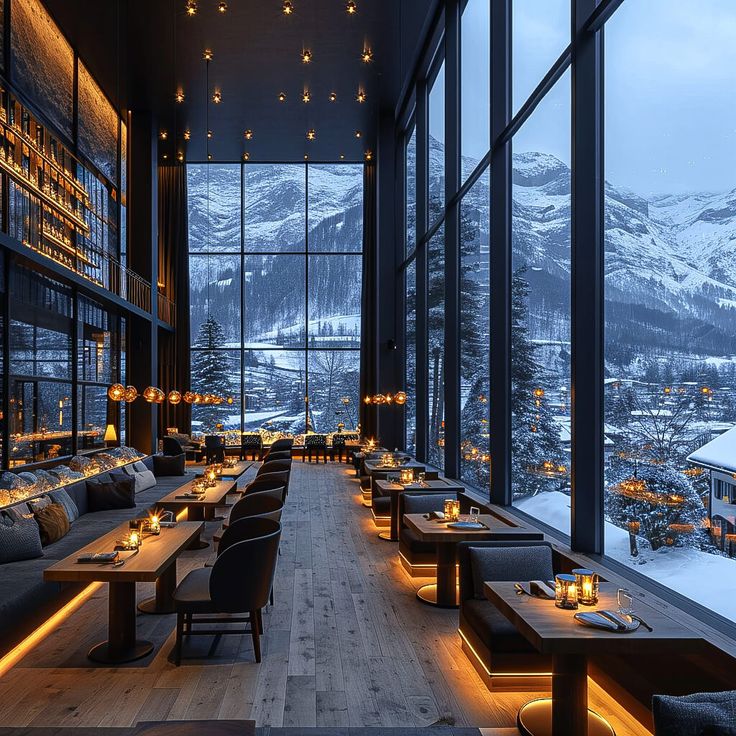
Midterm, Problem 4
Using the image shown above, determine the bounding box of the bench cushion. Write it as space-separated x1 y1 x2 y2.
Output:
462 598 537 654
652 690 736 736
469 544 553 600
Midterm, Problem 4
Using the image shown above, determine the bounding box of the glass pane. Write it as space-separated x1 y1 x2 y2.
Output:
78 385 108 452
191 349 241 435
307 351 360 434
308 164 363 252
244 164 306 252
462 0 491 179
429 62 446 222
460 167 491 491
406 127 417 254
405 259 417 454
78 298 118 385
604 0 736 625
244 350 306 435
189 255 241 347
510 71 571 531
428 225 445 469
512 0 570 114
244 255 305 348
187 164 241 252
78 61 118 183
308 255 361 348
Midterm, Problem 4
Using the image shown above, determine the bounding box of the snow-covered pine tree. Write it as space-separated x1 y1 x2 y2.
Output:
460 377 490 488
510 267 567 497
191 316 237 431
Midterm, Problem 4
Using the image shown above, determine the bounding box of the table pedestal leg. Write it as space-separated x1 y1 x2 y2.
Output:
516 654 615 736
88 582 153 664
138 562 177 614
417 542 459 608
185 507 209 549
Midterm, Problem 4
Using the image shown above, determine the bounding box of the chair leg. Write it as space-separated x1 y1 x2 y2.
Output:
270 587 275 606
251 610 261 663
174 612 184 666
256 608 263 633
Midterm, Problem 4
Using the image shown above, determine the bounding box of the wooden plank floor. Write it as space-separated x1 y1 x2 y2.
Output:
0 461 649 733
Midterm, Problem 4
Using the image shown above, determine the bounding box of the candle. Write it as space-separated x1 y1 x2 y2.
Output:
399 468 414 486
149 515 161 535
555 574 578 610
128 531 140 549
572 568 598 605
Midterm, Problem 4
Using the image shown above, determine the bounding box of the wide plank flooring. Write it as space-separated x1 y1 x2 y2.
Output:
0 461 649 734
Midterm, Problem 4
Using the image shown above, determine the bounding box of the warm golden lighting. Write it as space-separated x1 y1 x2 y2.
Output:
185 0 197 16
282 0 293 14
107 383 125 402
143 386 164 403
203 48 214 61
227 396 234 404
399 468 414 486
356 88 366 103
207 130 213 139
148 514 161 535
346 0 357 13
175 90 185 103
355 130 362 138
340 154 345 160
159 130 168 140
244 129 254 140
304 154 308 160
212 89 222 104
572 568 598 606
177 151 184 162
306 129 316 141
168 390 182 405
217 1 227 12
278 91 287 102
361 46 373 63
302 89 311 103
184 129 191 140
208 153 213 160
329 91 337 102
301 48 312 64
243 152 250 161
394 391 407 405
104 424 118 443
364 150 373 161
555 574 578 610
183 391 197 403
124 385 138 403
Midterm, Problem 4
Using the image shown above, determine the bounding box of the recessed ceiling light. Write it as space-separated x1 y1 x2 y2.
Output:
355 130 362 138
243 152 250 161
301 48 312 64
302 90 311 103
203 48 214 61
346 1 357 14
217 1 227 12
159 130 168 140
212 90 222 104
183 129 191 141
175 90 185 103
244 129 254 140
207 130 213 139
306 129 316 141
361 46 373 63
185 0 197 16
364 150 373 161
329 91 337 102
278 91 286 102
356 88 366 103
282 0 294 14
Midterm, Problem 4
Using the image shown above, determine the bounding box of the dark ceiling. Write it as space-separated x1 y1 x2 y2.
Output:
44 0 434 163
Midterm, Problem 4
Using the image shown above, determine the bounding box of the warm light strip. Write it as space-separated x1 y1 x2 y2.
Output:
458 628 552 678
0 582 102 678
176 508 189 522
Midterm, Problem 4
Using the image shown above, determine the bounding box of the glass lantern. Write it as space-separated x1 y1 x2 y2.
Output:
572 568 599 606
555 573 578 610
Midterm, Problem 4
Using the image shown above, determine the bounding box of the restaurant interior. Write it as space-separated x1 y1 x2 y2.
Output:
0 1 735 735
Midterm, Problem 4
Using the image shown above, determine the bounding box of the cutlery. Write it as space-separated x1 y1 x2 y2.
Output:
631 613 653 632
113 549 139 567
597 610 627 631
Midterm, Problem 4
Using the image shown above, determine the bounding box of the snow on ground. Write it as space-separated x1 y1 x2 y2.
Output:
516 491 736 624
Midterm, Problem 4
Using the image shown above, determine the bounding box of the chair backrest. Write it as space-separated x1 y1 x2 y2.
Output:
258 459 291 475
162 436 185 456
456 541 554 602
241 433 262 448
399 490 457 524
246 487 286 504
331 434 346 447
228 493 284 527
220 512 282 553
263 450 291 463
269 438 294 453
205 435 225 449
243 475 288 497
210 521 281 612
251 470 290 493
304 434 327 448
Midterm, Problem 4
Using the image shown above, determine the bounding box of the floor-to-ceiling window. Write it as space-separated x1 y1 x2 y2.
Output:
188 162 363 438
405 127 417 454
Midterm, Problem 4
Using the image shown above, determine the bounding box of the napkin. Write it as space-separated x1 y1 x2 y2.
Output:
574 610 640 632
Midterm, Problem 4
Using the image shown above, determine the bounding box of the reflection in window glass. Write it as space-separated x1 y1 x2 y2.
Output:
460 168 491 491
244 255 305 349
428 226 445 469
187 164 241 252
308 351 360 433
461 0 490 180
308 255 361 348
189 255 241 347
308 165 363 252
191 348 241 435
244 350 306 435
78 61 118 182
406 127 417 255
78 385 107 452
512 0 569 114
603 0 736 625
429 62 446 222
406 259 417 454
245 164 306 252
510 72 571 532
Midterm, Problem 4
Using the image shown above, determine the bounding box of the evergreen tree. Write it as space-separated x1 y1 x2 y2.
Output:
510 267 567 497
191 316 237 431
460 377 490 488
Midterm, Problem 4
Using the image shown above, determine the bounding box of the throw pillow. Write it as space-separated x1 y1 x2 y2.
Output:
152 453 186 477
0 512 43 563
34 503 70 545
132 461 148 473
49 488 80 522
86 477 136 512
27 495 52 513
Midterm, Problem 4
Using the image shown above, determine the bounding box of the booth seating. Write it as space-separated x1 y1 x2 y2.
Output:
397 490 458 576
457 540 555 690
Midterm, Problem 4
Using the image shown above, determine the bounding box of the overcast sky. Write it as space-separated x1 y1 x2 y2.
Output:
429 0 736 196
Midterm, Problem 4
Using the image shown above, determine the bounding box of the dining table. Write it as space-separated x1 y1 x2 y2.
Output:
484 581 704 736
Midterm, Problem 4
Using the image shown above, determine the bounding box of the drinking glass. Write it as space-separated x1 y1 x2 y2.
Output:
417 472 426 485
617 588 634 615
469 506 480 523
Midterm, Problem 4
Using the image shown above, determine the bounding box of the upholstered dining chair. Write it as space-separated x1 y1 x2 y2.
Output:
227 493 283 527
258 458 292 475
162 436 185 456
304 434 328 463
204 435 226 464
268 438 294 454
250 469 291 497
172 519 281 665
262 450 291 463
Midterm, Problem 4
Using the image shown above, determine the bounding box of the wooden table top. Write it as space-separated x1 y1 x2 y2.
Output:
219 461 252 478
374 478 464 493
158 478 237 507
44 520 203 583
363 459 426 474
404 512 526 542
484 581 704 656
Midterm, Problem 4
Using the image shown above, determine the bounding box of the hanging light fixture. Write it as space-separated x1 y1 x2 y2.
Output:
356 88 366 103
244 129 254 140
168 390 182 405
282 0 294 14
302 89 311 103
124 386 139 403
175 90 185 103
183 129 191 140
346 0 357 14
301 48 312 64
278 91 287 102
212 89 222 104
207 130 213 139
355 130 362 138
108 384 126 402
365 149 373 161
243 152 250 161
203 48 214 61
183 391 197 404
185 0 197 16
217 1 228 12
361 46 373 63
329 91 337 102
143 386 162 403
306 129 316 141
159 130 168 140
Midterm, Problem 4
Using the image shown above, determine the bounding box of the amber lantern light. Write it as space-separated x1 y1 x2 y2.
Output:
572 568 598 606
399 468 414 486
168 390 182 405
394 391 407 405
555 574 578 610
108 383 126 402
123 385 139 403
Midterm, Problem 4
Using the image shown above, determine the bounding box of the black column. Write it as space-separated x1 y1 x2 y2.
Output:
570 0 604 553
489 0 512 506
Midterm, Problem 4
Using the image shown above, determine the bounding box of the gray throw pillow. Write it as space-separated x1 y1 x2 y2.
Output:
653 691 736 736
132 461 148 473
0 512 43 563
27 495 52 512
49 488 80 522
469 545 554 600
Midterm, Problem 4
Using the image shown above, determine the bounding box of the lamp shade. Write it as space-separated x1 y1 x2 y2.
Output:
123 385 138 403
104 424 118 442
107 383 125 402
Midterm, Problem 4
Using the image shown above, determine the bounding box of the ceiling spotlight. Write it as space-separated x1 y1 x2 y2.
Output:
278 91 287 102
356 88 366 103
364 149 373 161
244 129 254 140
302 89 311 103
183 129 191 141
329 91 337 102
207 130 213 139
185 0 197 16
306 129 316 141
301 48 312 64
177 151 184 162
355 130 362 138
346 0 357 13
175 90 185 103
243 152 250 161
159 130 168 140
340 154 345 160
361 46 373 63
304 154 308 160
282 0 294 14
217 1 227 12
203 48 214 61
212 89 222 104
208 153 213 160
163 153 169 159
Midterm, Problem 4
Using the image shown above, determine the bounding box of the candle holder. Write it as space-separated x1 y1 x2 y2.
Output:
144 514 161 535
399 468 414 486
555 574 578 610
443 499 460 522
572 568 598 605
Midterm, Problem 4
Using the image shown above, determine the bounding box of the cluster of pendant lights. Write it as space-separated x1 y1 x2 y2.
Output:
175 0 373 162
107 384 234 406
363 391 408 406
